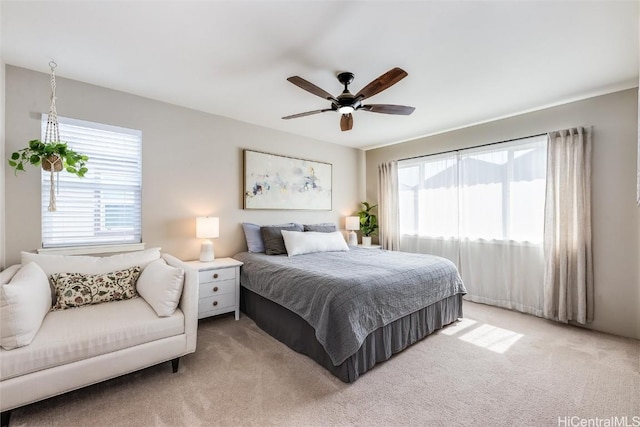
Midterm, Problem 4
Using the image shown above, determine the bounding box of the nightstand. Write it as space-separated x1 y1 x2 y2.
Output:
184 258 243 320
358 244 382 249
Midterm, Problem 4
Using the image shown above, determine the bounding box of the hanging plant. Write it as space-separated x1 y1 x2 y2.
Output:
6 61 89 212
8 139 88 177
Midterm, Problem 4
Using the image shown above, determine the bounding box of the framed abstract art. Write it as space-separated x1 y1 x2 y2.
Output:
243 150 332 210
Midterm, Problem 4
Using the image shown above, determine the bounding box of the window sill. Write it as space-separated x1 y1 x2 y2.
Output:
37 243 146 256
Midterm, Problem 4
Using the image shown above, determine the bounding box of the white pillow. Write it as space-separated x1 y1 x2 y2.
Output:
136 259 185 317
21 247 162 276
0 262 52 350
281 230 349 257
0 265 22 285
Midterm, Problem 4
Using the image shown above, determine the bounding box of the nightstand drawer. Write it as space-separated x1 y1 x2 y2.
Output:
198 293 235 313
199 279 235 298
198 268 235 284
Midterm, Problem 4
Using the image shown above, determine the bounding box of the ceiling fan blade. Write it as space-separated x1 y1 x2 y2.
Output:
354 67 408 101
287 76 337 102
361 104 415 115
340 113 353 131
282 109 333 120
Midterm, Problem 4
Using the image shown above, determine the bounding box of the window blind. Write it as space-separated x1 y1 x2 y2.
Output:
41 116 142 248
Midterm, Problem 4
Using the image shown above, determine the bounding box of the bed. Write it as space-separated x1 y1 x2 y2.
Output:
233 245 466 382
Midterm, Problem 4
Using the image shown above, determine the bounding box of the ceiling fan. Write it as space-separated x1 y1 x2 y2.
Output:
282 67 415 132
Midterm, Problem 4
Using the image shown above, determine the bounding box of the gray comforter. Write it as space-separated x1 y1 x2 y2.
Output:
234 247 466 366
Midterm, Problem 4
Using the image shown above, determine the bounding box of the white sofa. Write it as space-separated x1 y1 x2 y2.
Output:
0 248 198 426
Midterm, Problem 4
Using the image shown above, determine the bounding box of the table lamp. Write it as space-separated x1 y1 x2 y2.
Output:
345 216 359 246
196 216 219 262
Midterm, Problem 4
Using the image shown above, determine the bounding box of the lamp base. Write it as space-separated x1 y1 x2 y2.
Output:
348 231 358 246
199 240 215 262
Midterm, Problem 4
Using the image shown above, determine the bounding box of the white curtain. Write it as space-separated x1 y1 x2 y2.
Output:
399 135 547 317
377 161 400 250
543 127 593 324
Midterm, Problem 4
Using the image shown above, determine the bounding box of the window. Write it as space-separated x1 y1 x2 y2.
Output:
398 135 548 317
41 116 142 248
399 135 547 244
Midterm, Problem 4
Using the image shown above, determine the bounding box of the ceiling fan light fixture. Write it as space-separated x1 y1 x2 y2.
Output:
338 105 354 114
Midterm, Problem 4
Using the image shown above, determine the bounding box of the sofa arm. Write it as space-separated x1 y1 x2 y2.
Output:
163 254 198 353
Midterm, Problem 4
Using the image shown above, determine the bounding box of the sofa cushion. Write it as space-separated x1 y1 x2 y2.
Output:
21 247 161 277
0 262 52 350
0 297 185 381
0 265 22 285
137 259 184 317
51 266 141 311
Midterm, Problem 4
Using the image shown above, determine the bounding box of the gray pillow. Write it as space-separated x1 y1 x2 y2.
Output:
303 223 337 233
242 223 265 253
261 224 304 255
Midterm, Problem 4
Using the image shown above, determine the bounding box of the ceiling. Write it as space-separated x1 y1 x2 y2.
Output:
1 1 638 150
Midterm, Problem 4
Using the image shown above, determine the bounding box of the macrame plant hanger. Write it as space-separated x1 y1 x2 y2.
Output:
43 61 61 212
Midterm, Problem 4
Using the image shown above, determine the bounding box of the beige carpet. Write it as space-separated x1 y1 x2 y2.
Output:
10 302 640 427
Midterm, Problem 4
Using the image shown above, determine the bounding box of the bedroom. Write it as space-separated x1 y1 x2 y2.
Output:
1 0 639 426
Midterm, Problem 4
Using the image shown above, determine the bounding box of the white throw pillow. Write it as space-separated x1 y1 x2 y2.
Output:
136 259 185 317
0 262 52 350
21 247 162 276
281 230 349 257
0 265 22 285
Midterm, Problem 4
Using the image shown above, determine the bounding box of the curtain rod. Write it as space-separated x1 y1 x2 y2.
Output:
398 132 547 162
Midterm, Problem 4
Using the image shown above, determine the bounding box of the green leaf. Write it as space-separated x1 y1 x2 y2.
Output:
9 138 90 177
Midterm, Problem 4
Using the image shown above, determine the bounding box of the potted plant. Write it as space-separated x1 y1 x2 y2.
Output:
8 139 88 177
8 139 89 212
357 202 378 246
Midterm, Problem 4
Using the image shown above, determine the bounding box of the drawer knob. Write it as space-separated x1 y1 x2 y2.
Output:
213 301 218 307
213 286 219 292
213 273 219 279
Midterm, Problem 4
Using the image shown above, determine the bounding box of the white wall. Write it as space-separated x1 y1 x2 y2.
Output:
366 89 640 340
0 60 5 268
4 65 361 266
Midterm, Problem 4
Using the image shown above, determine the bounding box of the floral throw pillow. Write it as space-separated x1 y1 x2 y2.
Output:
50 266 141 311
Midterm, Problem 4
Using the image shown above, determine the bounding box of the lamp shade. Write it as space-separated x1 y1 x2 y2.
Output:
345 216 360 231
196 217 219 239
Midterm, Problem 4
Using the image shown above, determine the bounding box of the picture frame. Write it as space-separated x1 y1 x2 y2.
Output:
243 150 332 210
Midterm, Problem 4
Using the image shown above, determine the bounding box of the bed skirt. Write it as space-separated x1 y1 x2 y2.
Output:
240 286 464 383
